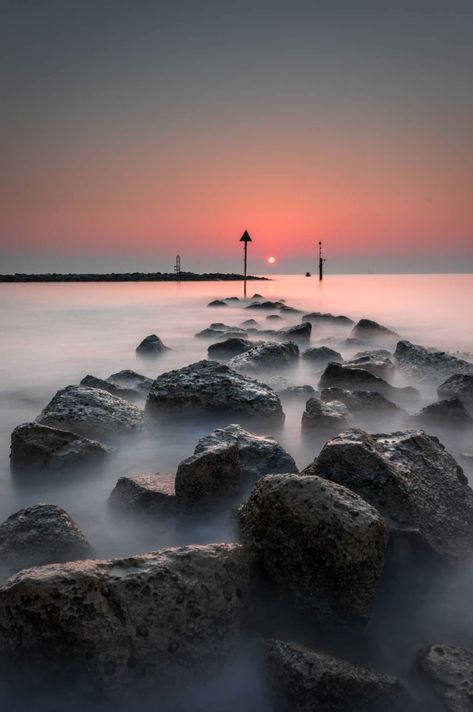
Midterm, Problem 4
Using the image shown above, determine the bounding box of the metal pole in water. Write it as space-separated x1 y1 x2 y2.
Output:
318 241 324 281
240 230 252 297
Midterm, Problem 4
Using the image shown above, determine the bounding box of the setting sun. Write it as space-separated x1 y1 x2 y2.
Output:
267 256 276 265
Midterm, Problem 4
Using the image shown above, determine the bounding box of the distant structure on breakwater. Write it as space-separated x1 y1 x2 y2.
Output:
0 272 268 283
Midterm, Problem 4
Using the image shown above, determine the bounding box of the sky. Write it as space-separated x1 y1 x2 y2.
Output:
1 0 472 274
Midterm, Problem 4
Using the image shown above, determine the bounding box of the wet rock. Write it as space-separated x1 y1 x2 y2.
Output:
418 643 473 712
228 341 299 373
279 385 318 400
175 443 241 505
136 334 169 355
194 423 298 478
0 504 93 574
106 370 154 396
246 300 285 310
438 373 473 412
319 363 418 403
145 360 284 423
411 398 473 427
109 473 176 515
10 422 110 472
302 312 354 326
301 398 352 432
36 385 144 439
314 428 473 563
239 474 388 626
345 352 395 380
266 639 410 712
320 388 405 416
351 319 397 339
80 374 136 399
394 341 473 384
0 543 250 688
207 299 228 307
207 337 252 360
302 346 342 365
277 322 312 341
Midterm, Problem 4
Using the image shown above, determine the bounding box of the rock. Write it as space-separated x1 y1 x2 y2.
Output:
240 318 259 327
266 639 410 712
207 299 228 307
320 388 404 416
0 543 250 688
252 293 264 299
228 341 299 373
194 423 298 478
10 422 110 472
438 374 473 412
279 385 318 400
0 504 93 574
345 352 395 380
195 327 248 339
207 338 253 360
109 473 176 516
136 334 169 355
394 341 473 384
175 443 241 505
411 398 473 427
313 428 473 563
145 360 284 423
277 322 312 341
319 363 418 403
246 300 285 310
460 453 473 466
106 370 154 396
302 312 354 326
224 297 240 302
302 346 342 365
266 314 283 321
301 398 352 432
418 643 473 712
351 319 397 339
239 474 388 626
80 374 136 399
279 306 303 314
36 385 144 439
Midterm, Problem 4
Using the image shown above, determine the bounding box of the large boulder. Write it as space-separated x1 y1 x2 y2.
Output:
109 474 176 516
136 334 169 355
36 385 144 439
228 342 299 373
145 360 285 423
207 337 252 360
10 422 110 472
302 346 342 365
266 640 410 712
320 388 405 417
345 352 395 380
194 423 298 478
314 429 473 563
106 370 153 396
175 443 242 506
418 643 473 712
0 504 93 574
394 341 473 384
277 322 312 341
411 398 473 428
302 312 354 326
301 398 352 432
0 543 250 689
319 363 418 403
438 373 473 413
351 319 397 339
239 474 388 626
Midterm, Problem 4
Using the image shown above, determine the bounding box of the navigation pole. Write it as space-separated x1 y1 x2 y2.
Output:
318 241 325 281
240 230 252 297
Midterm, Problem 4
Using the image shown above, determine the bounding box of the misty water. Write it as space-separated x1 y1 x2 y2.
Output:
0 273 472 710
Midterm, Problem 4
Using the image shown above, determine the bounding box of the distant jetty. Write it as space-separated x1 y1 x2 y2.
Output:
0 271 269 283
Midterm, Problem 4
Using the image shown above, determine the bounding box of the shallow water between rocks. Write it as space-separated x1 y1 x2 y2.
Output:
0 273 472 710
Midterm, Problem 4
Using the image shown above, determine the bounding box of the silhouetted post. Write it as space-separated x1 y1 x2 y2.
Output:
240 230 252 297
174 255 181 279
318 241 325 281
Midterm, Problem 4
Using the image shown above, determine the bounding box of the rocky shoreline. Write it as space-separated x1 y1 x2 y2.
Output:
0 271 269 283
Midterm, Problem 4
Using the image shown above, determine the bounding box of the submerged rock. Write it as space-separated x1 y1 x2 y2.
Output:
195 327 248 339
351 319 397 339
266 640 410 712
302 346 342 365
394 340 473 383
314 428 473 563
109 474 176 515
0 543 250 688
175 443 241 505
36 385 144 439
136 334 169 355
207 299 228 307
240 318 259 327
239 474 388 626
279 385 318 400
266 314 283 321
246 300 285 310
208 337 252 360
301 397 352 432
80 374 137 399
320 388 405 416
279 306 303 314
228 341 299 373
302 312 354 326
418 643 473 712
277 322 312 341
411 397 473 427
10 422 110 472
319 363 418 403
106 370 153 396
438 373 473 412
145 360 284 422
0 504 92 574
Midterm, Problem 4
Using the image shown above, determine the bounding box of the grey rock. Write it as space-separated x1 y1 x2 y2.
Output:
10 422 110 472
208 338 252 360
351 319 397 339
175 443 241 505
266 314 283 321
302 312 354 326
228 341 299 373
345 352 395 380
0 504 93 574
207 299 228 307
239 474 388 626
313 428 473 563
277 322 312 341
240 319 259 327
279 385 318 400
109 474 176 515
411 398 473 427
246 300 285 310
266 639 410 712
319 363 418 403
195 327 248 339
145 360 284 423
0 543 250 689
320 388 404 416
80 374 136 399
395 340 473 384
301 398 352 432
438 373 473 412
418 643 473 712
136 334 169 355
279 306 303 314
106 370 154 395
302 346 342 365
